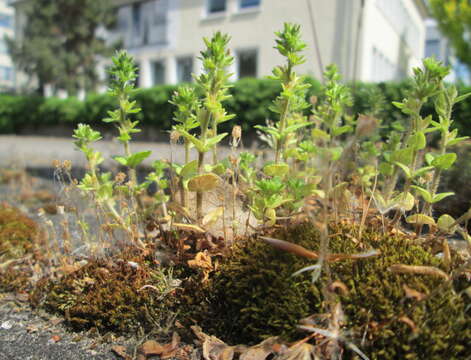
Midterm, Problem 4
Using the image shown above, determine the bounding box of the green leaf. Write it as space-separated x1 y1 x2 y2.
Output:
284 122 311 134
424 153 435 165
311 128 330 141
406 214 436 226
437 214 457 234
328 147 343 161
179 129 206 153
263 163 289 177
126 150 152 168
391 148 413 165
408 131 426 150
413 166 434 178
447 136 469 147
180 160 198 179
255 125 281 139
204 133 228 150
113 156 128 166
211 162 227 176
331 125 352 137
431 192 454 203
455 92 471 104
432 153 457 170
379 162 394 176
411 185 432 203
394 162 412 179
393 192 415 211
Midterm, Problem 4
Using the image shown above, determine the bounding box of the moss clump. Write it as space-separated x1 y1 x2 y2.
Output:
0 205 41 292
193 221 470 359
31 247 177 334
0 205 38 261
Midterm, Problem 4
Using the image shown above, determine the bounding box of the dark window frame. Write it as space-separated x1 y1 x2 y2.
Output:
239 0 261 9
207 0 227 14
237 49 258 79
152 60 166 85
176 56 194 83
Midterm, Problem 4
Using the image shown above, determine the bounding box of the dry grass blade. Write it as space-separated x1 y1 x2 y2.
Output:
442 239 451 271
388 264 450 280
259 236 380 262
173 223 206 233
259 236 319 259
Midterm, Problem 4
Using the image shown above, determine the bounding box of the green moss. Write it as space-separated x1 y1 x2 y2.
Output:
191 221 470 359
0 205 40 292
0 205 38 261
31 247 177 334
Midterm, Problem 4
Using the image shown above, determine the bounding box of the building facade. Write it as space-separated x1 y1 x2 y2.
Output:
425 18 470 84
10 0 429 93
104 0 428 88
0 0 14 91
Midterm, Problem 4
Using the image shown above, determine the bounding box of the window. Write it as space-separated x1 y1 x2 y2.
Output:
132 3 141 36
0 39 7 54
240 0 260 8
0 13 12 28
425 39 440 59
0 66 13 82
134 63 140 87
177 57 193 83
207 0 226 14
237 49 257 78
152 61 165 85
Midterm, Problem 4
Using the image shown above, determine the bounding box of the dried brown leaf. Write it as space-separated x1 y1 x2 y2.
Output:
389 264 450 280
398 316 419 333
328 281 349 295
139 340 165 356
239 337 280 360
111 345 131 360
192 326 235 360
402 284 427 301
188 251 213 271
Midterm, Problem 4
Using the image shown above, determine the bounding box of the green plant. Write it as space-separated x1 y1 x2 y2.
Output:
72 51 161 243
173 32 235 220
255 23 311 165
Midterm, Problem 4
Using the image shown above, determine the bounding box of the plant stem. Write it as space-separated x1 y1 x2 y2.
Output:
196 151 205 220
275 96 291 163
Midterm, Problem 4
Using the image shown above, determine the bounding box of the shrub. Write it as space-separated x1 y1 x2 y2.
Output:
3 80 471 139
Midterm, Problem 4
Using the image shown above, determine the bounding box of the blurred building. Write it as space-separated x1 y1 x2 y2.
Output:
10 0 429 93
0 0 14 92
425 18 470 84
105 0 428 88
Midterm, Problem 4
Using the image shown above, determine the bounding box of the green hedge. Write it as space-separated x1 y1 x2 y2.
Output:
1 78 471 136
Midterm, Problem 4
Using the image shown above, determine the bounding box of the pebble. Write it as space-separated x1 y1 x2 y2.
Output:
1 320 13 330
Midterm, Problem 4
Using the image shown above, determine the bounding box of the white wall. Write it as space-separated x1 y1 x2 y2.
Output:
108 0 366 87
0 0 14 90
360 0 426 82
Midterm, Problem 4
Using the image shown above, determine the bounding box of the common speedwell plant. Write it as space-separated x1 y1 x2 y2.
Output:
172 32 235 221
73 51 157 243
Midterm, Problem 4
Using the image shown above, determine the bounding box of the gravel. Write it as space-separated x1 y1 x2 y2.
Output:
0 295 125 360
